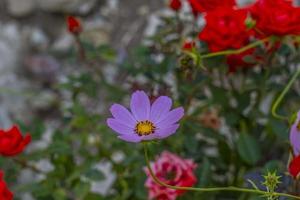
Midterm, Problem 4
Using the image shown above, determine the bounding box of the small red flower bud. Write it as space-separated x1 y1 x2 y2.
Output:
0 171 13 200
182 41 196 51
0 125 31 157
169 0 182 11
289 154 300 179
67 16 82 35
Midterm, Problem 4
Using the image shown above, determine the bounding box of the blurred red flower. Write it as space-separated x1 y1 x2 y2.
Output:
0 125 31 157
250 0 300 36
226 49 257 72
199 8 253 52
182 41 196 51
289 154 300 179
188 0 236 15
169 0 182 11
67 16 82 35
145 151 197 200
0 171 13 200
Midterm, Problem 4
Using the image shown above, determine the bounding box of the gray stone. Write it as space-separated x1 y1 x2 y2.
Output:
23 54 61 84
81 19 110 46
36 0 97 14
51 31 74 52
7 0 36 17
0 23 32 124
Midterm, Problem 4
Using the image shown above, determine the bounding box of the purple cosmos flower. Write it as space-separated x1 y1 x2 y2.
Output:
290 111 300 156
107 90 184 143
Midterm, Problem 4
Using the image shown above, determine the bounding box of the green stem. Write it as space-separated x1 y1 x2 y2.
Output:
143 143 300 199
201 37 270 59
271 67 300 121
12 158 43 173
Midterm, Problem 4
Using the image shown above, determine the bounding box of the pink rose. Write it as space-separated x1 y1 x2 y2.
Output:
145 151 197 200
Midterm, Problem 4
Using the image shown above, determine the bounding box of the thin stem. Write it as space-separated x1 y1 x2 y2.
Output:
12 158 43 173
201 37 270 59
74 34 86 61
143 143 300 199
271 67 300 121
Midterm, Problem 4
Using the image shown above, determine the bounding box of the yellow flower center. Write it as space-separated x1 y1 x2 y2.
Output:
135 120 156 136
297 120 300 131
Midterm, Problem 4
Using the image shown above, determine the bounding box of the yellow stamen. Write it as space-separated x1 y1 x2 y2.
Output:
297 120 300 131
135 120 156 136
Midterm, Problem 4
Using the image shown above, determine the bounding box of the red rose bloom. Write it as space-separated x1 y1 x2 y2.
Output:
67 16 82 35
188 0 236 15
289 154 300 179
145 151 197 200
250 0 300 36
0 171 13 200
199 8 253 52
169 0 182 11
0 125 31 157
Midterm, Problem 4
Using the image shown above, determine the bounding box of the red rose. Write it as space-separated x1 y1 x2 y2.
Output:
188 0 236 15
199 8 253 52
182 40 196 51
0 125 31 157
250 0 300 36
0 171 13 200
67 16 82 35
289 154 300 179
169 0 182 11
145 151 197 200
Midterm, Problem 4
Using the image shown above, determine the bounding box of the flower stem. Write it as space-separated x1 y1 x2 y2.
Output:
143 143 300 199
12 158 43 173
271 67 300 121
74 34 86 61
201 37 270 59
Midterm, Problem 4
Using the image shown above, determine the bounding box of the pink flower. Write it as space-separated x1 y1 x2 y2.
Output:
145 151 197 200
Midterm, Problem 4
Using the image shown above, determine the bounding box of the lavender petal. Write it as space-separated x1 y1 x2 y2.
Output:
130 90 151 121
150 96 172 123
156 124 180 139
156 107 184 129
107 118 133 135
110 104 136 128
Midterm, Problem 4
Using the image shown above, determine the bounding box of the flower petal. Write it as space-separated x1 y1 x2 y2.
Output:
156 107 184 129
290 112 300 155
150 96 172 123
130 91 151 121
110 104 136 128
118 134 141 143
107 118 133 135
156 124 180 139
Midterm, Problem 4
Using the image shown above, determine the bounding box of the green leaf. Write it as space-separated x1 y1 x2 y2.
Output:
268 119 288 140
84 193 105 200
74 182 91 199
53 189 67 200
237 133 261 165
198 158 211 187
84 169 105 181
48 141 72 155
